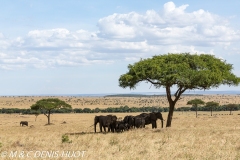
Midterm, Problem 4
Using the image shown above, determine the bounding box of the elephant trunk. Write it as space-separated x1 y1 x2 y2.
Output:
161 120 163 128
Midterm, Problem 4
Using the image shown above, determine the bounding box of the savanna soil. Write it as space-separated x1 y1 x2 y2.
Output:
0 111 240 160
1 94 240 109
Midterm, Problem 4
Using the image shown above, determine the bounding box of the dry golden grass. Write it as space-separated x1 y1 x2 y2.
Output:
0 111 240 160
1 94 240 109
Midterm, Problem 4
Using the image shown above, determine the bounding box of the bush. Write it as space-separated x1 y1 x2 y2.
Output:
62 134 72 143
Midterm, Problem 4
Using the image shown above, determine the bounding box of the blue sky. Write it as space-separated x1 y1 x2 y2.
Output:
0 0 240 95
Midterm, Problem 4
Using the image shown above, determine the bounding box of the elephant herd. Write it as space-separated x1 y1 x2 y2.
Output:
94 112 164 133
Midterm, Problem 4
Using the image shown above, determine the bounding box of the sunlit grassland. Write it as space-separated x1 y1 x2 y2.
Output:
1 95 240 109
0 111 240 160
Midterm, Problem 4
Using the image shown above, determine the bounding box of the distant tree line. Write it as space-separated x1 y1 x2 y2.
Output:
176 104 240 112
0 108 72 114
0 104 240 114
0 106 168 114
104 94 203 97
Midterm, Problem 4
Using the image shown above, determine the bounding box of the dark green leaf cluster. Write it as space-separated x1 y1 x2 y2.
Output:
2 104 240 114
72 106 169 113
0 108 40 114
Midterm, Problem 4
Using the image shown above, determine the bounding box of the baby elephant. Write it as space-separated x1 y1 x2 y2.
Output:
20 121 28 126
115 121 128 133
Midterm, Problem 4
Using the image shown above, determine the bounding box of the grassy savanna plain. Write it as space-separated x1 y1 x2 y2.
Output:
0 96 240 160
1 94 240 109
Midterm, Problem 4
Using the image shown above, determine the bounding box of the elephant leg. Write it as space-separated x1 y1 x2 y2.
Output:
152 121 155 129
103 126 106 132
100 123 103 132
153 121 156 128
94 124 97 133
112 125 115 133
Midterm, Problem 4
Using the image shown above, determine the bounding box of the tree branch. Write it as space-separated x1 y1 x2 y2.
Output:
146 78 161 85
173 87 187 103
43 113 48 117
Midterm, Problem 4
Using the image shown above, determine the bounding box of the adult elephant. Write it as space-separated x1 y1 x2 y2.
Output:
123 115 135 129
134 116 145 128
139 112 164 129
94 115 117 133
108 115 117 132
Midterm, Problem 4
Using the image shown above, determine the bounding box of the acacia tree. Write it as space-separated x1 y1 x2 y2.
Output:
226 103 238 115
205 101 219 116
30 98 72 125
187 99 205 118
119 53 240 127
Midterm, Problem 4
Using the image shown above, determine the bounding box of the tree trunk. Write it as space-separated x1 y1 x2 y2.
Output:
165 86 184 127
211 108 212 116
47 110 51 124
166 103 175 127
195 106 198 118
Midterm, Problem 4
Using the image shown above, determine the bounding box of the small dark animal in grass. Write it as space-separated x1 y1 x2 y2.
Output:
20 121 28 126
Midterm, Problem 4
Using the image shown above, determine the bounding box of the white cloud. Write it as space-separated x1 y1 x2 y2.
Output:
0 2 239 70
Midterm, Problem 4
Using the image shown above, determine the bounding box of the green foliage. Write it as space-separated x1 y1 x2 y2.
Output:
226 103 238 109
205 101 219 108
2 104 240 114
62 134 72 143
226 103 239 114
187 99 205 107
0 105 170 114
82 108 92 113
175 107 191 111
119 53 240 90
205 101 219 111
31 98 72 111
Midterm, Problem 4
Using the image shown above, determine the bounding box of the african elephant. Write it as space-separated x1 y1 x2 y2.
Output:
115 120 128 132
20 121 28 126
123 115 135 129
134 116 145 128
108 115 118 132
94 115 117 133
139 112 164 129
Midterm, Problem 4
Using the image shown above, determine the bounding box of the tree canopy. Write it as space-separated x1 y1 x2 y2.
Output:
119 53 240 127
187 98 205 118
205 101 219 116
226 103 238 115
31 98 72 125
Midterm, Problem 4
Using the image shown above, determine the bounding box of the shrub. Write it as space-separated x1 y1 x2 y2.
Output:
61 134 72 143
